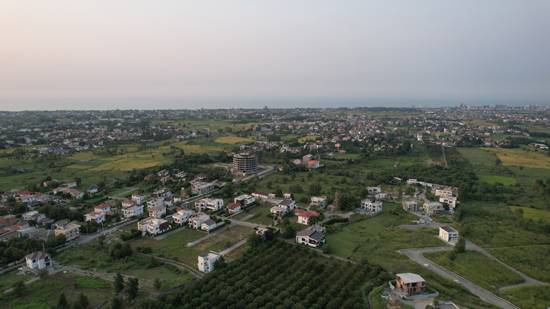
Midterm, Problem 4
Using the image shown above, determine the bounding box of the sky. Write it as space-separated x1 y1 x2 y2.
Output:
1 1 550 109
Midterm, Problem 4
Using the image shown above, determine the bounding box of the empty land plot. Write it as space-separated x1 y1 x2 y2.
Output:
489 245 550 283
457 147 497 166
214 136 254 144
298 135 320 143
478 175 517 185
509 206 550 222
424 250 524 290
482 147 550 169
463 221 550 248
500 285 550 309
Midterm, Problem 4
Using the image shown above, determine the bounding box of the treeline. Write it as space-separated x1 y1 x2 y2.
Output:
0 234 66 264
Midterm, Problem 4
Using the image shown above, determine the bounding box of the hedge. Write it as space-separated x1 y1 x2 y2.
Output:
321 217 348 227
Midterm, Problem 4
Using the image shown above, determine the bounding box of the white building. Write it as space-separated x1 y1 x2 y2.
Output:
147 197 164 208
122 199 136 208
361 198 383 213
234 194 255 206
131 193 145 205
195 198 224 212
122 205 144 218
439 196 457 211
172 210 195 225
188 213 210 229
296 229 325 248
198 251 221 274
310 196 327 209
201 219 217 231
366 186 381 195
138 218 170 235
84 211 106 223
439 226 459 243
25 251 52 269
148 205 167 219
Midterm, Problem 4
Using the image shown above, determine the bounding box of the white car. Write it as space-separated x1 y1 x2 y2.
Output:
454 280 460 284
423 264 430 268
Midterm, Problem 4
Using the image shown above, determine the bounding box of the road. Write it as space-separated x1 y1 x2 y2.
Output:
399 247 520 309
228 219 267 229
58 218 138 251
218 239 247 256
107 187 139 200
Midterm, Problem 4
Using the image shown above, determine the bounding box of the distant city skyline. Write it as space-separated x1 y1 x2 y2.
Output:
1 1 549 109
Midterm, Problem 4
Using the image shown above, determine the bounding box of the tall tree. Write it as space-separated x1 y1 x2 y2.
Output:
56 293 68 309
114 272 124 294
127 277 139 301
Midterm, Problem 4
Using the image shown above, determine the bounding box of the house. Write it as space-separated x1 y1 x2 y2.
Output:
147 197 164 208
424 202 444 215
0 230 21 242
283 193 294 200
25 251 52 269
87 186 98 194
70 191 84 199
234 194 255 206
157 169 169 177
122 205 144 218
18 226 36 237
361 198 383 213
310 196 327 209
296 228 326 248
402 200 418 211
54 223 80 241
52 187 67 195
138 218 170 235
175 171 187 179
27 228 56 242
163 197 173 207
22 211 42 222
439 226 459 243
153 188 171 198
270 206 287 217
439 196 457 211
198 251 221 274
65 182 77 188
172 210 195 225
226 202 242 213
201 219 217 231
435 188 454 197
307 160 320 169
396 273 425 295
122 199 136 208
278 199 296 211
148 205 167 219
303 154 313 163
33 193 49 202
195 198 224 212
84 211 106 223
17 194 36 204
191 181 216 195
375 192 387 200
0 215 16 229
367 186 381 195
251 192 269 200
131 193 145 205
298 210 320 225
188 213 210 229
95 203 112 215
327 205 336 211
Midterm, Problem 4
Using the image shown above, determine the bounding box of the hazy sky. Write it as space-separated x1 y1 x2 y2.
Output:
1 1 549 105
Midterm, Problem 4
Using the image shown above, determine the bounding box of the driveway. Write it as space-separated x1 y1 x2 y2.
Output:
218 239 247 256
399 247 520 309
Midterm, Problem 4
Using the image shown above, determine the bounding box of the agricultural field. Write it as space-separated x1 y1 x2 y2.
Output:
478 175 517 185
462 221 550 247
489 245 550 283
499 285 550 309
509 206 550 222
457 147 499 166
0 272 113 309
214 136 254 144
298 135 320 143
482 147 550 169
424 250 524 290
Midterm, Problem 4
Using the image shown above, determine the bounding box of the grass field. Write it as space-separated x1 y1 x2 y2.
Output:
463 221 550 247
482 147 550 169
499 285 550 309
424 250 524 290
214 136 254 144
509 206 550 222
478 175 517 185
298 135 320 143
489 245 550 283
457 147 498 166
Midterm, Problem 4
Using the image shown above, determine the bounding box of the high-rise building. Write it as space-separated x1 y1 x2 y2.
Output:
233 152 258 174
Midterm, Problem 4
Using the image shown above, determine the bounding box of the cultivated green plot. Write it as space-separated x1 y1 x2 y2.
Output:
500 285 550 309
478 175 517 185
489 245 550 283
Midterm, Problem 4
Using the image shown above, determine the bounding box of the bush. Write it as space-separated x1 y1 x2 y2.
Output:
321 217 348 227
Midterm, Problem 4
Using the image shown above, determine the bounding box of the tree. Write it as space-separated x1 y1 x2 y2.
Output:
495 157 502 166
322 244 332 254
247 232 260 248
127 277 139 301
454 238 466 253
38 269 49 279
111 297 123 309
114 272 124 293
213 256 226 270
56 293 69 309
282 225 296 239
154 278 162 291
275 189 283 197
73 292 89 309
12 280 25 298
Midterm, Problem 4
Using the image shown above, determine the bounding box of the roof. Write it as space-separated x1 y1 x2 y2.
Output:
279 199 294 206
25 250 51 261
122 199 135 204
440 226 458 233
309 231 325 241
296 229 315 237
202 219 216 226
397 273 425 284
227 202 241 209
95 203 111 209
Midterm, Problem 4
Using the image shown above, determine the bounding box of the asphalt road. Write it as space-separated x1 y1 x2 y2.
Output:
399 247 520 309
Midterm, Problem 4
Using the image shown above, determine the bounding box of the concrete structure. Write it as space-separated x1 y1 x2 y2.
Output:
172 210 195 225
131 193 145 205
232 152 259 174
367 186 382 195
195 198 224 212
138 218 170 235
439 196 457 211
310 196 327 209
439 226 459 243
198 251 221 274
201 219 217 231
27 228 56 242
148 205 167 219
396 273 425 295
296 228 325 248
122 199 136 208
402 200 418 212
361 198 383 213
188 213 210 229
435 188 454 197
234 194 255 206
84 211 106 223
424 202 444 215
0 215 16 229
147 197 164 208
55 223 80 241
122 205 143 218
25 251 52 269
226 202 242 213
191 181 216 195
297 210 320 225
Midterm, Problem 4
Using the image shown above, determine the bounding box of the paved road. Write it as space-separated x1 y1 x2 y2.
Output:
154 226 188 240
218 239 247 256
399 247 520 309
228 219 267 229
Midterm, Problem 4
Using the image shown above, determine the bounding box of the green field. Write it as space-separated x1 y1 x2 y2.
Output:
499 285 550 309
424 250 524 290
509 206 550 222
482 147 550 169
489 245 550 283
478 175 517 185
462 221 550 247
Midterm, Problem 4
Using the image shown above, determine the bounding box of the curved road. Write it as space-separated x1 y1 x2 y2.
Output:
399 247 520 309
